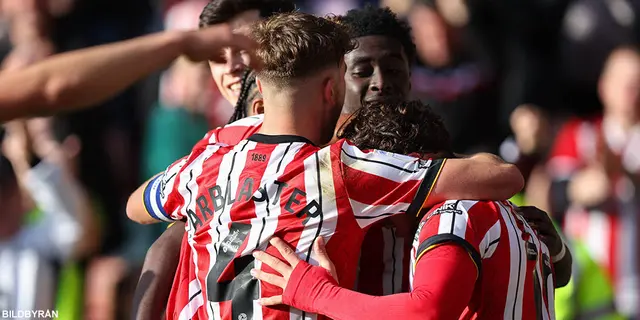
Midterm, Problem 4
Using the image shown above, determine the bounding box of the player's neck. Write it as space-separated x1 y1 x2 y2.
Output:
260 112 323 145
259 92 325 145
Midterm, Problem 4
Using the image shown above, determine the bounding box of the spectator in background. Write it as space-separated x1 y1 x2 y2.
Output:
29 117 99 320
500 103 623 320
461 0 569 134
500 104 553 211
548 46 640 318
2 0 155 266
559 0 640 117
144 0 213 181
143 56 212 182
138 0 213 249
408 0 500 153
0 118 97 319
0 0 58 69
162 0 231 128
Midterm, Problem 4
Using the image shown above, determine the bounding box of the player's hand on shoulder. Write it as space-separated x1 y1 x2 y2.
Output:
518 206 563 257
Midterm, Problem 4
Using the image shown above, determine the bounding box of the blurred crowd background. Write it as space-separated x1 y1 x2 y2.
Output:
0 0 639 319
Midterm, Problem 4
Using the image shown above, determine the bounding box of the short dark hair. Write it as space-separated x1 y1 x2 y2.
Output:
337 5 416 65
229 69 261 123
339 100 452 156
251 12 354 86
199 0 296 28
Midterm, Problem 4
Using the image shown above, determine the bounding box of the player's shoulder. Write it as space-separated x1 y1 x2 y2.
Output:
420 200 503 224
335 138 429 167
208 115 264 145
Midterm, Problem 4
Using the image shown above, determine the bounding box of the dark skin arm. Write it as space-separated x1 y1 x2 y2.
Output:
131 221 185 320
519 206 572 288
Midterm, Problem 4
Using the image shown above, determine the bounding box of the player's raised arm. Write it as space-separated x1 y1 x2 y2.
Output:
0 24 258 122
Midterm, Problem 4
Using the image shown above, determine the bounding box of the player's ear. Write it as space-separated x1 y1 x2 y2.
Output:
256 78 263 94
252 98 264 115
323 77 336 106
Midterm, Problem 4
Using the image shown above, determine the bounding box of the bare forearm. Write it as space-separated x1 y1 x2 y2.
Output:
430 153 524 205
471 153 525 197
0 31 186 121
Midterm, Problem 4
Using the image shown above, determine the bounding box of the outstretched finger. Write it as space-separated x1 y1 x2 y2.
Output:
259 295 284 306
250 269 286 289
253 250 292 276
270 237 300 268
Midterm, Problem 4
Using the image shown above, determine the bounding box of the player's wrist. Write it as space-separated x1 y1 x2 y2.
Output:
283 261 337 313
160 30 191 58
551 242 567 263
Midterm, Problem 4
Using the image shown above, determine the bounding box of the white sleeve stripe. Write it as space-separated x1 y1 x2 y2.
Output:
478 220 501 258
143 176 174 222
160 158 187 201
437 200 471 239
350 198 411 228
341 147 423 173
340 146 430 183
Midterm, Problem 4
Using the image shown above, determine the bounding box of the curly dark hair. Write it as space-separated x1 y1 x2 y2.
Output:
199 0 296 28
337 5 416 65
339 100 452 156
228 69 261 123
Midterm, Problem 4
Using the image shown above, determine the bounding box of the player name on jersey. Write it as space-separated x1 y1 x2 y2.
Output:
185 177 322 231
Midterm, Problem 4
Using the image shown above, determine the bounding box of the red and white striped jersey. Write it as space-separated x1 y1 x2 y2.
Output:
166 232 199 320
356 216 412 295
163 115 263 320
145 124 445 320
411 200 556 320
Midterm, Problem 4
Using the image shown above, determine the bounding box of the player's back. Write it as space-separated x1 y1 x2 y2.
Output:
151 126 446 320
184 134 325 320
412 200 555 320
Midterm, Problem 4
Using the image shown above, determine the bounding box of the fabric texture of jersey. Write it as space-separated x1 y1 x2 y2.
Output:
412 200 556 319
163 115 263 320
356 216 412 295
145 116 445 320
